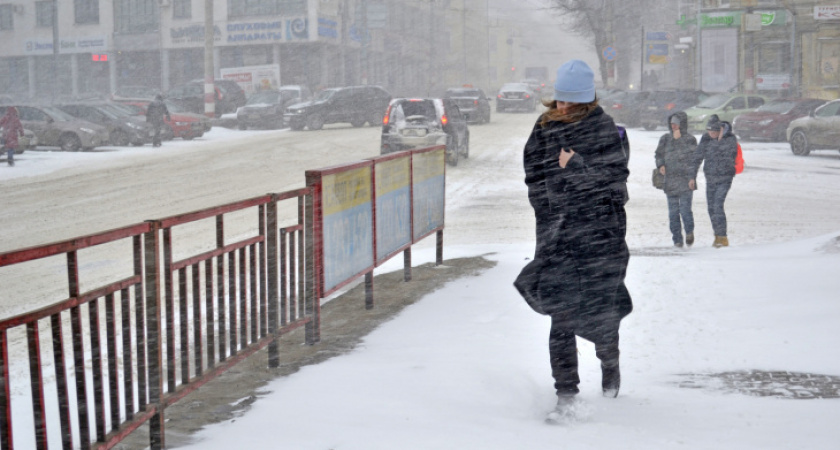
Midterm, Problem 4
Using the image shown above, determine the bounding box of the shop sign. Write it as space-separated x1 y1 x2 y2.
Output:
677 10 786 28
814 6 840 20
170 25 223 46
226 18 308 43
646 44 668 64
24 36 108 55
756 73 790 90
318 18 338 39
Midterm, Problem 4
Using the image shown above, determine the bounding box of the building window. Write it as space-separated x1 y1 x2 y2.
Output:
36 1 54 28
114 0 159 34
173 0 191 19
75 0 100 24
0 4 12 30
228 0 306 18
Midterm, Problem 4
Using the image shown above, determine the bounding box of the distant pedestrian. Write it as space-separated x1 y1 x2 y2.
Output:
655 111 698 247
695 115 737 247
146 94 171 147
0 107 24 167
516 59 632 423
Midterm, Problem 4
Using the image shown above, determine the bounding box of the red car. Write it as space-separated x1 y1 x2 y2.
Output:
114 99 211 141
733 98 827 142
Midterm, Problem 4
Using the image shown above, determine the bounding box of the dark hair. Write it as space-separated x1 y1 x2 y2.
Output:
539 97 599 126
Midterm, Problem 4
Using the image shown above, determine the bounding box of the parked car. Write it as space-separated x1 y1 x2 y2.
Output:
496 83 537 112
733 98 827 142
380 98 470 166
520 78 546 95
685 93 769 133
638 90 710 131
443 87 491 124
166 79 247 115
0 105 109 151
237 85 313 130
284 85 391 131
116 99 210 140
57 103 153 146
786 99 840 156
604 91 650 128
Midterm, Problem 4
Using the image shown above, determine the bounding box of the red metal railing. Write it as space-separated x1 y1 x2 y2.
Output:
0 188 314 450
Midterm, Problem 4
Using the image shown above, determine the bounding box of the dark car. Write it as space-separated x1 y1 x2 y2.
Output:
167 79 247 115
786 99 840 156
638 90 710 131
112 86 159 101
284 85 391 131
443 87 491 124
57 103 153 146
237 86 313 130
496 83 537 113
733 98 827 142
605 91 650 128
380 98 469 166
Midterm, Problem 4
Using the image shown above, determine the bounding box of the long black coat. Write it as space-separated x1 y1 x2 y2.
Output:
695 121 737 185
517 106 632 340
655 111 698 195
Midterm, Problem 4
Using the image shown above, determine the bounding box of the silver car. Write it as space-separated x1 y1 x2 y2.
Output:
2 105 109 151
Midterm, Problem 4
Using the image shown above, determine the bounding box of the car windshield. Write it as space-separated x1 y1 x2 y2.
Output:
109 103 144 116
500 83 529 92
247 91 281 105
42 107 78 121
164 100 187 113
446 89 480 98
314 89 336 102
695 94 731 109
755 100 796 114
92 106 121 120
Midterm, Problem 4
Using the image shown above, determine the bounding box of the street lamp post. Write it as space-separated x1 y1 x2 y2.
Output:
204 0 215 118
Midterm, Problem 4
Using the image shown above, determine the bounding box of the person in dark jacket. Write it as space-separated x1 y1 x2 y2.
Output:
694 115 737 247
655 111 699 247
0 107 24 167
517 59 632 421
146 94 171 147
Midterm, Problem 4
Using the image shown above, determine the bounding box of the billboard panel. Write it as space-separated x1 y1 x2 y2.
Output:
375 156 412 264
321 166 373 294
412 148 445 242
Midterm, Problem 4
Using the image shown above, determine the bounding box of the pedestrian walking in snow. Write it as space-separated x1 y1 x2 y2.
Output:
0 107 24 167
655 111 699 247
516 59 633 422
146 94 171 147
694 115 737 248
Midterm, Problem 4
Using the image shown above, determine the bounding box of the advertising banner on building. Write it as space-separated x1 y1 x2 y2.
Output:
220 64 281 94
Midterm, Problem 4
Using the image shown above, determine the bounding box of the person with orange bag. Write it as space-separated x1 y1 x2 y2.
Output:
694 115 738 247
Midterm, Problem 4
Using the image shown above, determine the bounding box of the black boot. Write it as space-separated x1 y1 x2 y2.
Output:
602 363 620 398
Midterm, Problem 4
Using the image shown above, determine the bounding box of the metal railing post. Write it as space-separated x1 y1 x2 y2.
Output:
144 221 165 450
266 196 280 367
305 190 320 344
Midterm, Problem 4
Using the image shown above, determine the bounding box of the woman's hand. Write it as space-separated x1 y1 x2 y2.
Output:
689 179 696 190
659 166 666 175
559 148 575 168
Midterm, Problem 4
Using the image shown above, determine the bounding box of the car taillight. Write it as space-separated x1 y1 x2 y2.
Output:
665 103 676 110
525 94 531 99
441 114 448 126
474 100 478 105
383 104 392 126
497 94 503 99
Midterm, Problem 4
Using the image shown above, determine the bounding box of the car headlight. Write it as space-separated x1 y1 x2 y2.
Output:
287 108 303 114
127 122 143 130
758 119 773 126
79 127 96 134
694 114 707 122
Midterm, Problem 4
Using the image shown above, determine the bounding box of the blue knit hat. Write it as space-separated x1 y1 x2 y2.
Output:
553 60 596 103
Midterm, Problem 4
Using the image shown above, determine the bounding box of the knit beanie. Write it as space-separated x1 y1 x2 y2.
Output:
706 114 721 131
553 60 596 103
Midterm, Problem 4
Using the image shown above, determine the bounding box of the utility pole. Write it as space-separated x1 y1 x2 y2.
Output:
204 0 215 118
52 0 59 102
462 1 467 84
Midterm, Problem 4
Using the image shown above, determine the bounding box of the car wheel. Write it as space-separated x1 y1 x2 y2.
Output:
238 122 248 130
462 134 470 159
290 122 304 131
183 133 195 140
446 135 459 167
306 114 324 131
350 117 366 128
111 130 130 146
643 122 657 131
790 130 811 156
773 127 786 142
59 133 82 152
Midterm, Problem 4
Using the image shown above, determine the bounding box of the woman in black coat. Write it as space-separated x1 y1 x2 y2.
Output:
694 116 737 247
655 111 699 247
517 60 632 419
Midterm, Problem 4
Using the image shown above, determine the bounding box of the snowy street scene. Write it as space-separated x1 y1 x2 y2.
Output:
1 0 840 449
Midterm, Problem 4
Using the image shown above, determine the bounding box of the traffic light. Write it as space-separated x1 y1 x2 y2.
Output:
92 54 108 62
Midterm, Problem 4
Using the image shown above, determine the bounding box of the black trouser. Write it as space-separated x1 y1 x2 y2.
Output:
549 314 620 396
152 124 162 146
